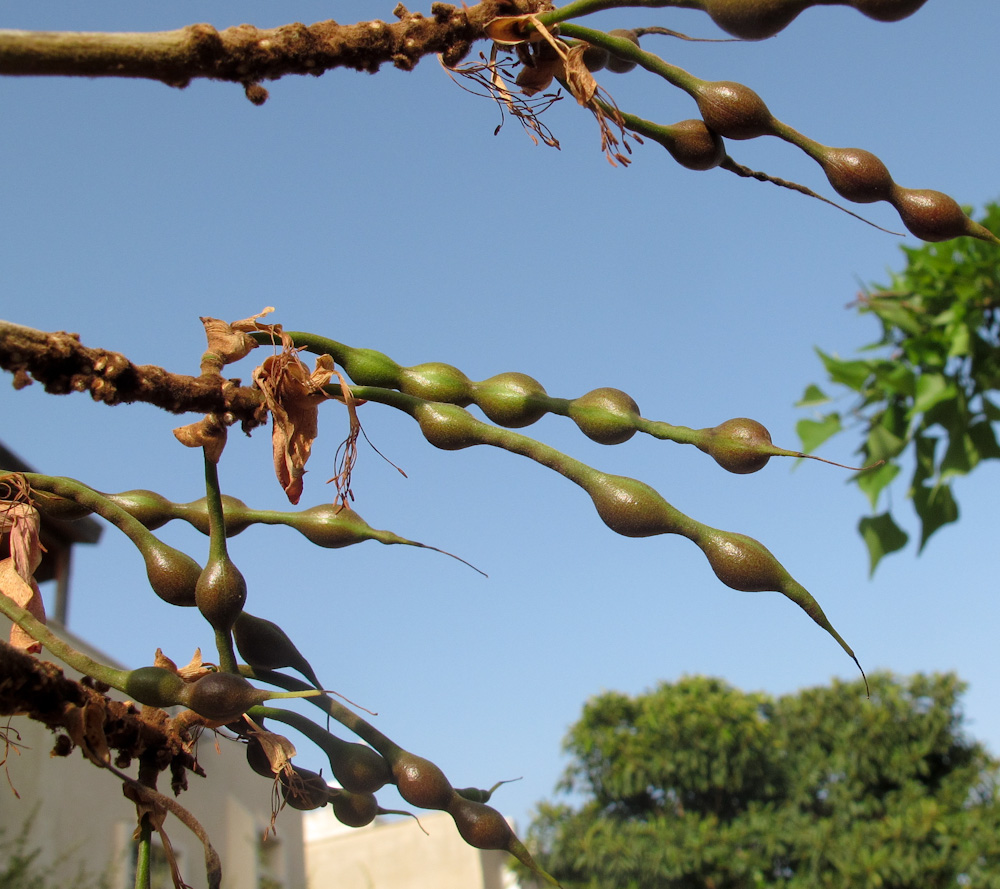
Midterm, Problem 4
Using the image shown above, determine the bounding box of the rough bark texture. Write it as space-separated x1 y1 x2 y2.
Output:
0 0 550 101
0 639 203 796
0 321 267 432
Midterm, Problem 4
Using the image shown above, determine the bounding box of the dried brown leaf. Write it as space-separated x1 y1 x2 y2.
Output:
199 316 258 375
253 349 334 504
172 414 228 463
0 557 45 653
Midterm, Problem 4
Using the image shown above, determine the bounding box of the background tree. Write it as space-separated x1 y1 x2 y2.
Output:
527 673 1000 888
798 201 1000 573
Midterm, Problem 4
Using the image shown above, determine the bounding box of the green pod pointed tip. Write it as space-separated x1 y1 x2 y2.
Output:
695 418 775 474
233 612 323 690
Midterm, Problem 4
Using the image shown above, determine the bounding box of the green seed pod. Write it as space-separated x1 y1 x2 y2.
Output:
659 119 726 172
892 187 977 242
698 529 786 592
233 612 323 689
30 491 93 521
569 388 640 445
587 472 687 538
338 347 403 388
313 735 392 796
392 751 455 811
123 665 186 709
819 147 894 204
329 788 379 828
475 372 548 428
581 41 609 72
179 671 268 723
287 504 379 548
142 540 202 607
414 402 482 450
195 554 247 634
605 29 639 74
701 0 807 40
103 490 174 530
280 767 331 811
695 80 774 140
696 418 773 474
398 363 474 404
174 496 253 537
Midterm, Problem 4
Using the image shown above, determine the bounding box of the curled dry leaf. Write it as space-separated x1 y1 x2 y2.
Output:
1 497 46 653
254 348 335 505
154 647 213 682
172 413 228 463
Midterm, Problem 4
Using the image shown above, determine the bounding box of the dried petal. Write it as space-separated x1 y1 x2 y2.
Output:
172 414 228 463
200 316 258 374
1 501 44 579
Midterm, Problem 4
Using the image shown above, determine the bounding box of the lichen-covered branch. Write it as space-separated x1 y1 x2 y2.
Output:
0 320 266 431
0 0 547 99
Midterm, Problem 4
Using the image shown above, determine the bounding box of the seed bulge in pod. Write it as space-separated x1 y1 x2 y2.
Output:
142 541 202 607
176 496 253 537
399 363 474 404
852 0 928 23
447 796 514 850
696 418 772 474
280 767 331 811
339 348 402 388
699 529 786 593
819 147 893 204
392 751 454 811
415 402 481 450
314 735 392 795
661 119 726 171
702 0 807 39
695 80 773 140
123 666 186 709
475 372 548 428
581 41 609 72
588 473 684 538
605 29 639 74
569 388 640 444
104 490 173 530
179 671 267 723
330 789 379 828
893 188 974 243
195 554 247 633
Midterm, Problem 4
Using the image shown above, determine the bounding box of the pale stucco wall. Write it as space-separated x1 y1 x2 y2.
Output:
304 809 518 889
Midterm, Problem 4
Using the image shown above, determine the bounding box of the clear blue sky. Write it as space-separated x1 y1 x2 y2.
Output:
2 1 998 841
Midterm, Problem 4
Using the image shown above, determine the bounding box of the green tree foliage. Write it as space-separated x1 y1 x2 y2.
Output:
527 673 1000 889
797 202 1000 573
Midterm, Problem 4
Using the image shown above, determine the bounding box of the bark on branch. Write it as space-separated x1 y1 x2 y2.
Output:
0 0 547 100
0 320 267 431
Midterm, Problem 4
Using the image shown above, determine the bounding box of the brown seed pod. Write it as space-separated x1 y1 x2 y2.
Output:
179 671 268 723
569 388 640 445
696 418 773 474
475 372 549 428
392 751 455 811
695 80 774 140
851 0 929 23
819 147 894 204
245 734 276 778
447 796 513 850
195 554 247 633
313 735 392 796
891 187 977 242
605 29 640 74
280 767 331 811
660 119 726 171
233 612 323 690
701 0 807 39
581 41 609 72
329 788 379 828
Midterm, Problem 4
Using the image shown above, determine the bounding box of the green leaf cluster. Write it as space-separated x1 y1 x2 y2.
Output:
797 202 1000 573
526 673 1000 889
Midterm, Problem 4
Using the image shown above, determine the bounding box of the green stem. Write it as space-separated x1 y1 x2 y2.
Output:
0 591 129 690
539 0 692 26
134 819 152 889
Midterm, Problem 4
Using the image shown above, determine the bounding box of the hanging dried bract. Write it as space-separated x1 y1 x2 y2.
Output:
0 477 45 653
